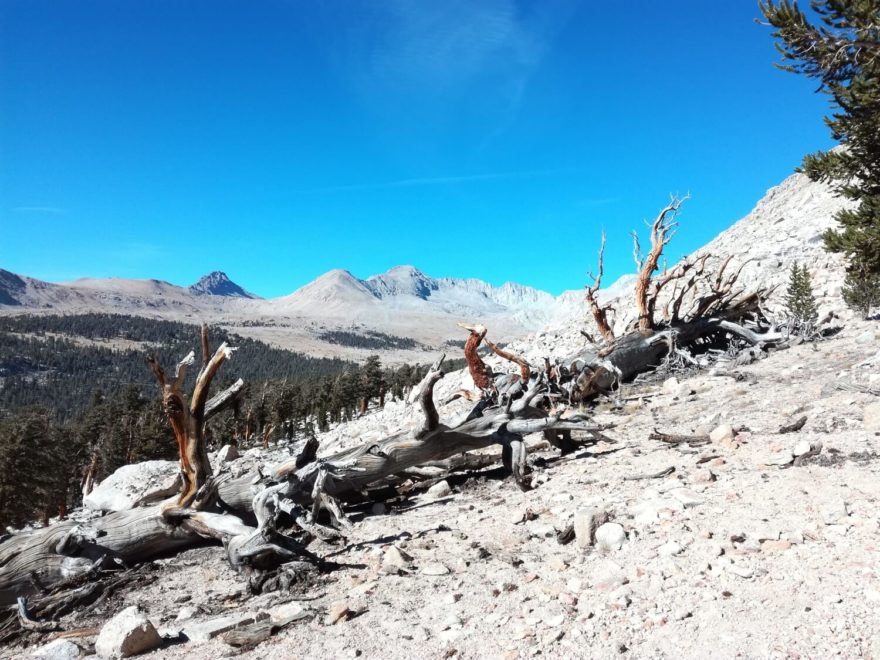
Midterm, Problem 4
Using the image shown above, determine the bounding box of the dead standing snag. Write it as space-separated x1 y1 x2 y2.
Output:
570 196 785 401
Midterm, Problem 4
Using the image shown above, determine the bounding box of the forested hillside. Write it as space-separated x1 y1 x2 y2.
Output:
0 314 452 528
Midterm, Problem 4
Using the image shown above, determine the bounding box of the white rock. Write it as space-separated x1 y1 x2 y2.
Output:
727 564 754 579
175 605 198 621
670 488 704 508
95 606 163 659
382 545 413 573
31 639 82 660
421 563 450 576
215 444 239 463
85 461 179 512
792 440 812 457
594 522 626 552
630 499 664 527
541 608 566 628
856 330 875 344
793 440 823 459
709 424 735 444
658 541 683 557
662 377 680 395
819 498 849 525
864 401 880 432
425 480 452 500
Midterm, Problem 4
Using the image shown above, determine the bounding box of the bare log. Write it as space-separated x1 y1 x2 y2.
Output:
0 328 606 606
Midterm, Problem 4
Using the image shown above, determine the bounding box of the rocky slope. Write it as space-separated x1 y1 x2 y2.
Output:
14 317 880 660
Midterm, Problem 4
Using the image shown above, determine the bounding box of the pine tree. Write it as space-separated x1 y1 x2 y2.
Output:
842 270 880 317
761 1 880 313
785 262 820 333
360 355 384 411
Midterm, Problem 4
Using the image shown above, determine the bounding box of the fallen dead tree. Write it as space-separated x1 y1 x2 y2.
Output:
0 197 791 621
561 196 786 401
0 330 605 611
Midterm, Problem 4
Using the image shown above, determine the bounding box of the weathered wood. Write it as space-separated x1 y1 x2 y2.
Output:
586 228 616 343
0 340 604 607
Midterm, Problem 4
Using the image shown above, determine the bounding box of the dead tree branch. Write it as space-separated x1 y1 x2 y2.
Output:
585 229 615 343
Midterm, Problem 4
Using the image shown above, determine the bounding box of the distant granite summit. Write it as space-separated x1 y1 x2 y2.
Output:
188 271 257 298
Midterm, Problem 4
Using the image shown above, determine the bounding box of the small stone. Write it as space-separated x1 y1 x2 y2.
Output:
326 601 351 625
856 331 875 344
864 402 880 432
606 586 631 610
382 546 414 573
727 564 754 579
31 639 82 660
783 531 804 545
175 605 198 621
573 507 610 548
591 560 627 592
95 606 163 659
662 377 680 396
594 523 626 552
692 468 716 484
442 614 463 630
426 480 453 500
761 539 792 552
792 440 812 457
542 609 566 628
630 499 663 527
709 424 735 444
422 563 450 576
670 488 704 509
371 502 387 515
658 541 682 557
765 451 795 466
546 556 568 572
269 601 308 626
216 444 239 463
819 498 849 525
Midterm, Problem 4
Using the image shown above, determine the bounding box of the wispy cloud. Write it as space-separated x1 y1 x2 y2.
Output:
341 0 580 139
291 169 570 195
11 206 68 215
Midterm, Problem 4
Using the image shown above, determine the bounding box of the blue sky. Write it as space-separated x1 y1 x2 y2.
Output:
0 0 833 297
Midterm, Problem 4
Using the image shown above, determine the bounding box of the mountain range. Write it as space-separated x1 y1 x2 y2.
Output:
0 261 600 361
0 169 850 361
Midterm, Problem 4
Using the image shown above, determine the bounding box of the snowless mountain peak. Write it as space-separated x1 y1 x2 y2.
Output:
366 265 436 299
189 271 257 298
